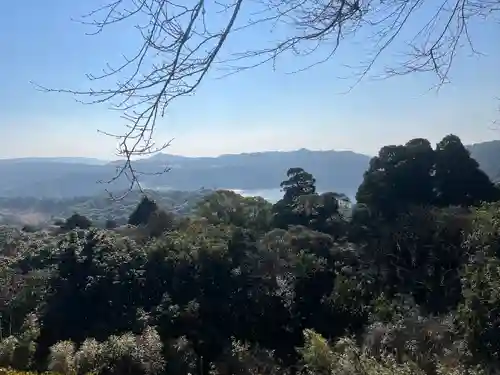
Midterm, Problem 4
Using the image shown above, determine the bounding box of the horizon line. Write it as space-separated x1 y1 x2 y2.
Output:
0 138 496 162
0 147 370 162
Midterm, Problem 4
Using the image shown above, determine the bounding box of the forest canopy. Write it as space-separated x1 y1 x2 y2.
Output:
1 134 500 375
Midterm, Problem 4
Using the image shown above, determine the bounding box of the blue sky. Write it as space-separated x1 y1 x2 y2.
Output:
0 0 499 159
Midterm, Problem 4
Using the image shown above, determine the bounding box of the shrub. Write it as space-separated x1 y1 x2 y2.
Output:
0 337 19 368
12 314 40 370
48 326 164 375
102 327 164 375
62 214 92 230
74 338 101 375
48 341 75 375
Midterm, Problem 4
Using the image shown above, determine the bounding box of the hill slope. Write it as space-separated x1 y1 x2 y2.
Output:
0 141 497 198
0 189 209 227
467 140 500 182
0 149 371 198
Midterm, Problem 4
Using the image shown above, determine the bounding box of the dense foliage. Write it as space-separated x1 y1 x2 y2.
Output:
0 134 500 375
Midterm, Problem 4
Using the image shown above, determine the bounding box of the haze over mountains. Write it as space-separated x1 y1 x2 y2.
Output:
0 140 498 199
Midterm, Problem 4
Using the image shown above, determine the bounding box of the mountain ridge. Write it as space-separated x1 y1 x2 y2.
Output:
0 141 497 198
0 156 109 165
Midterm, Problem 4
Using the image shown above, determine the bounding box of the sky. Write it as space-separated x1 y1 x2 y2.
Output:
0 0 499 160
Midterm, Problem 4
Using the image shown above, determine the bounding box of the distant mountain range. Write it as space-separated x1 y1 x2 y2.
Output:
0 141 498 198
0 156 109 165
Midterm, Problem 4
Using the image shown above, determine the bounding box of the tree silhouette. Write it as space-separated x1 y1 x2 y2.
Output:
62 213 93 230
128 196 159 226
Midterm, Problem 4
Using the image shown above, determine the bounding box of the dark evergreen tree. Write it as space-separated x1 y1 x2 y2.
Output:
128 196 159 226
280 167 316 203
62 213 92 230
434 134 498 206
356 139 435 218
147 209 175 238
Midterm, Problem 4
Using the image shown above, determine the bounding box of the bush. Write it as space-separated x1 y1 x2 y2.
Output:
62 214 92 230
12 314 40 370
146 210 175 238
74 339 101 375
48 341 75 375
0 370 60 375
102 327 164 375
299 330 483 375
128 197 158 226
0 337 19 368
47 327 164 375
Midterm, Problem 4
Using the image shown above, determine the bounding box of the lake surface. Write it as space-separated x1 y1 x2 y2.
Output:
232 188 356 203
153 185 355 203
231 188 284 203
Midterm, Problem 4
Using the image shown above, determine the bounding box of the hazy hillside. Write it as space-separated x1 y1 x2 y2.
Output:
0 149 371 198
468 140 500 182
136 149 371 195
0 156 109 165
0 142 497 198
0 189 209 227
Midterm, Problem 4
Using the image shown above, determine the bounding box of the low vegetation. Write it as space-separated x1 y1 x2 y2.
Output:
0 134 500 375
0 189 209 228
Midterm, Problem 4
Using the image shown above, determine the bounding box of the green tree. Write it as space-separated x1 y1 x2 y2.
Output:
363 206 468 313
196 190 273 233
62 213 92 230
456 202 500 361
36 230 148 363
128 196 159 226
434 134 498 206
280 168 316 203
458 249 500 362
145 222 240 373
356 139 435 217
273 168 317 229
291 192 350 237
146 209 175 238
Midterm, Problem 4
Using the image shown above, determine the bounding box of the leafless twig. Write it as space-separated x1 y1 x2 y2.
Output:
33 0 499 197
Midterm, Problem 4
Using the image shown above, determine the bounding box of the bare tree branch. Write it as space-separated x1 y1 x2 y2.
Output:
33 0 499 197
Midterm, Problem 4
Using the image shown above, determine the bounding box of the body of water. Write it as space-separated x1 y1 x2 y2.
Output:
232 188 284 203
232 188 356 204
153 185 355 203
